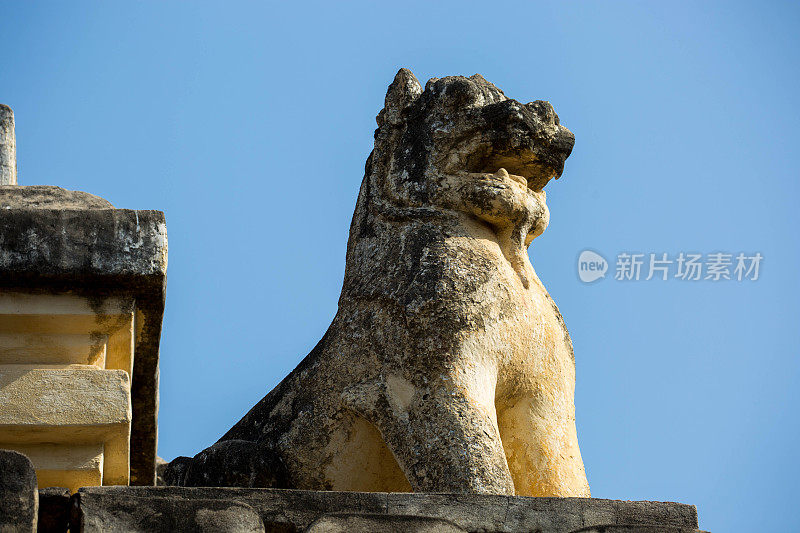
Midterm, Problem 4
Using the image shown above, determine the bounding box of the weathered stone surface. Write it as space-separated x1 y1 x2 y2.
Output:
0 206 167 486
73 494 265 532
71 487 704 533
181 439 287 488
0 208 167 279
305 513 465 533
37 487 70 533
161 456 192 487
169 68 586 497
0 366 133 491
0 368 131 429
75 487 387 532
0 105 16 185
390 494 701 533
0 186 114 209
0 449 38 533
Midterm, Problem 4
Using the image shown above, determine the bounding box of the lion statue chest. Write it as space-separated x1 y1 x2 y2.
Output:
342 210 575 411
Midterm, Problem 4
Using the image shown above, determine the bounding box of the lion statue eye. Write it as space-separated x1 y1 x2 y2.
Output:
525 101 559 125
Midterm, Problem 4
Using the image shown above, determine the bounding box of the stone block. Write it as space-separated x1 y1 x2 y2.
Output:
387 493 509 532
0 449 38 533
0 367 131 492
74 497 265 533
9 444 104 494
0 368 131 431
0 333 109 367
0 292 134 373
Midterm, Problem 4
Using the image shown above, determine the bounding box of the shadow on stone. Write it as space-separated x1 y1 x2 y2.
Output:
37 487 70 533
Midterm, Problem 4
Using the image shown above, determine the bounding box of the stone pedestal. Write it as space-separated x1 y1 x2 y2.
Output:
0 186 167 490
69 487 709 532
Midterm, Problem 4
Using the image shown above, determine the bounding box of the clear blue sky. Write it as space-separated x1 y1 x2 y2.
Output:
4 2 799 531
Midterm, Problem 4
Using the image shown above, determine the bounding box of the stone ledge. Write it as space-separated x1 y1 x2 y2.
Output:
0 185 114 209
0 208 167 280
71 487 707 533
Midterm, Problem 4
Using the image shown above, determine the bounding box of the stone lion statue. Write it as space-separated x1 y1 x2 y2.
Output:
166 68 590 497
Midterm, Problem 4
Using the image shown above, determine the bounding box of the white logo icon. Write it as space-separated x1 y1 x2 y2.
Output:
578 250 608 283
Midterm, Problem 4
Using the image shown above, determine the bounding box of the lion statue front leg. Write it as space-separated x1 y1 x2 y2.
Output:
343 363 515 494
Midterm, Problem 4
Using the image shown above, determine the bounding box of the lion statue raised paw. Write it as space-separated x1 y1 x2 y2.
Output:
165 68 589 497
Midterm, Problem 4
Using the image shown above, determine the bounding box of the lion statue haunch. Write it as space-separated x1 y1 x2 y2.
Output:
165 68 590 497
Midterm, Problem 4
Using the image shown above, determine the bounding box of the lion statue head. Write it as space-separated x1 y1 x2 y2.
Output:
350 68 575 288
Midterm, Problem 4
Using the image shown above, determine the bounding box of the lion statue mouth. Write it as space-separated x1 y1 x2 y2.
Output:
461 156 567 193
458 168 544 195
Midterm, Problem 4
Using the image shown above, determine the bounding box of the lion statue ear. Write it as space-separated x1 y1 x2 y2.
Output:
378 68 422 127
